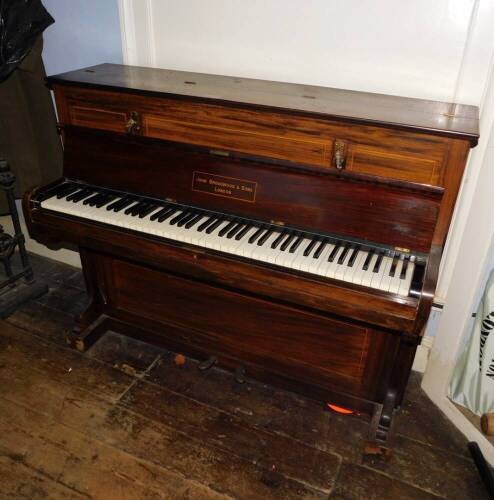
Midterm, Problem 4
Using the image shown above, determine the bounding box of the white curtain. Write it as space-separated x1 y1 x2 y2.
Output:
449 270 494 415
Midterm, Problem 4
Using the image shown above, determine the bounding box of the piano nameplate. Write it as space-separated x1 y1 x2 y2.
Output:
192 171 257 203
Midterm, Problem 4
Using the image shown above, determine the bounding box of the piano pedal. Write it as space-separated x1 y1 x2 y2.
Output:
198 356 217 371
235 366 246 384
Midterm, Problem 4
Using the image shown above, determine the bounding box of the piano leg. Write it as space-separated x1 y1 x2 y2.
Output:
66 248 108 351
68 313 109 352
364 336 419 457
365 388 398 459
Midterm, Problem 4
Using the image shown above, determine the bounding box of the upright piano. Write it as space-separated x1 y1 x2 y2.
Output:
23 64 479 451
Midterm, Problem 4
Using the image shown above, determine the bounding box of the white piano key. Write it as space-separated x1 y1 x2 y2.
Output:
398 259 415 296
378 257 394 292
369 256 387 289
334 248 353 280
388 258 404 295
324 246 345 279
344 250 367 283
285 238 310 270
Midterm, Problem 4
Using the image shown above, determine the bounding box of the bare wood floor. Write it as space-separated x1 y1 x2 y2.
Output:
0 254 489 499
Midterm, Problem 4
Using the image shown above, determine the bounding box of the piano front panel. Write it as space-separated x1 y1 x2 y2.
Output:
62 127 443 254
54 85 450 185
101 252 399 400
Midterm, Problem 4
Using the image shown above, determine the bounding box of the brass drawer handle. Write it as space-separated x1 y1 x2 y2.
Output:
333 140 347 170
126 111 141 134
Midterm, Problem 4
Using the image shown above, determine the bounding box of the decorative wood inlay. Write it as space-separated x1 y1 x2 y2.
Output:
347 144 441 185
69 105 127 133
143 115 333 167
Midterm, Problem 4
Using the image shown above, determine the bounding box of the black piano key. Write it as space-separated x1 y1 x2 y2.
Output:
235 224 252 241
150 205 171 221
95 194 117 208
280 232 296 251
177 211 198 227
257 228 274 246
337 244 351 265
65 188 84 202
271 230 288 249
158 208 178 223
84 192 105 206
248 226 266 244
197 216 216 232
125 201 144 216
226 223 244 239
106 197 129 211
289 234 304 253
218 219 237 237
206 218 225 234
56 184 80 199
347 245 361 267
184 213 204 229
68 188 93 203
328 242 341 262
389 254 399 276
400 256 410 279
170 210 190 225
362 249 375 271
139 204 159 219
373 252 384 273
313 239 327 259
303 238 318 257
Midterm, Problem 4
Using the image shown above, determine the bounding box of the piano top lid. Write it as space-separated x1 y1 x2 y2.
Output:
47 63 480 146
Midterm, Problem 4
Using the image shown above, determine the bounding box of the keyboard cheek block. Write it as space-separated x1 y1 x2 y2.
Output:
24 63 478 452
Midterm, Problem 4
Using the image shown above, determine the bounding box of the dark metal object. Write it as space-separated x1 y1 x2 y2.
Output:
468 442 494 498
235 366 246 384
0 159 47 318
198 356 217 371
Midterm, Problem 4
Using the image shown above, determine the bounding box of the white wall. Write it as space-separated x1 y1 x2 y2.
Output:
122 0 485 103
42 0 123 75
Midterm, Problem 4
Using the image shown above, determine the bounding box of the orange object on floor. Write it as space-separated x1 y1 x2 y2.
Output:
327 403 354 415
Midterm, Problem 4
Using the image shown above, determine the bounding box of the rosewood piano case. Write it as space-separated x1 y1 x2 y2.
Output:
23 64 479 450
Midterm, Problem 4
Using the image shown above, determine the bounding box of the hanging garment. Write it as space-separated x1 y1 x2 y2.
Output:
0 35 62 214
0 0 54 82
449 270 494 415
0 0 61 214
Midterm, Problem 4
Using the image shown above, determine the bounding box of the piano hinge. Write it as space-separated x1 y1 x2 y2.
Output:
395 247 411 253
165 197 177 203
270 220 285 226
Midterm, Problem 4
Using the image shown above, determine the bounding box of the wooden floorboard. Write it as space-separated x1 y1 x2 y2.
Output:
0 254 491 499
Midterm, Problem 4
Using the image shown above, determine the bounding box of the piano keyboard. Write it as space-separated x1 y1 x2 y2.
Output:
40 182 421 297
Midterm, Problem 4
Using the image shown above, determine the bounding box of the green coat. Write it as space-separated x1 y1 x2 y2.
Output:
0 37 62 214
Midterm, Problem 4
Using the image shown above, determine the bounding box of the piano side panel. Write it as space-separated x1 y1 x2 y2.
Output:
63 127 442 254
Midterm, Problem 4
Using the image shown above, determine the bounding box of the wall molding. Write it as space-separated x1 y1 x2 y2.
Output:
412 335 434 373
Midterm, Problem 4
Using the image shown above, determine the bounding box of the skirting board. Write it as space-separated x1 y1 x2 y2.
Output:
412 335 434 373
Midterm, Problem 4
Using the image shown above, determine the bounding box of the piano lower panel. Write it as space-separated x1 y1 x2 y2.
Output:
92 250 400 402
